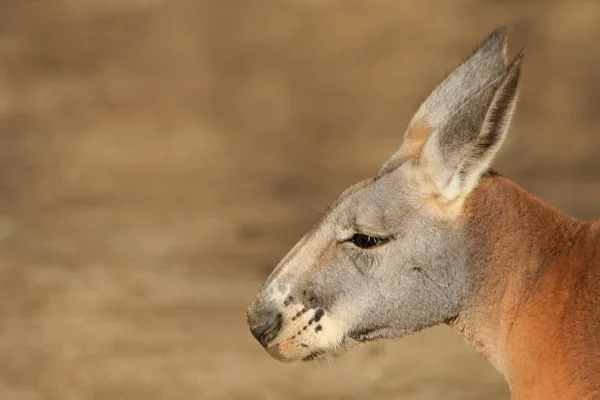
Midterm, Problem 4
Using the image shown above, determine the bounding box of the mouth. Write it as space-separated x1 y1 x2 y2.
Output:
347 327 389 343
301 350 327 362
253 306 391 363
299 328 389 363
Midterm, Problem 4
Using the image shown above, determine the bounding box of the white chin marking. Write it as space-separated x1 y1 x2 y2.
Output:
274 302 347 360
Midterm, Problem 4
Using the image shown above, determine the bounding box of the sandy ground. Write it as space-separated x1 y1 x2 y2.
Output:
1 1 600 399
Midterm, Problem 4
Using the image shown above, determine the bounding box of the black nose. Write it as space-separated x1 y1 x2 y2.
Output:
249 311 283 347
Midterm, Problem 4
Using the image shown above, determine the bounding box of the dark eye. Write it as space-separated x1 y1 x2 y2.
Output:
347 233 389 249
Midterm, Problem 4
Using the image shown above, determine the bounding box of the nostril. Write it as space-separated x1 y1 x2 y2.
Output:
250 313 283 347
250 320 271 342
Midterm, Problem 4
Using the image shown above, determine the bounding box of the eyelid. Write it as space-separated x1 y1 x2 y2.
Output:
336 227 394 244
341 233 394 245
344 232 393 241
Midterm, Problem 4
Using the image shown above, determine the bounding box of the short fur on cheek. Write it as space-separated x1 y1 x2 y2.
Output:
345 246 380 274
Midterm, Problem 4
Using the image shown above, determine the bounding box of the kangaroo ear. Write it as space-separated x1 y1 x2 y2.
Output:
380 27 509 175
418 48 525 203
378 27 525 210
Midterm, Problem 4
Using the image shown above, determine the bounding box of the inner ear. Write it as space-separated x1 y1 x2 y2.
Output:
378 27 509 177
421 49 525 203
378 122 433 177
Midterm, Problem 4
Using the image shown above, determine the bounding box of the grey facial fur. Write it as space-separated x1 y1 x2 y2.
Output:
247 26 524 362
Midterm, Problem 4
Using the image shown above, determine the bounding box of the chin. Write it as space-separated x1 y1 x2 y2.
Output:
346 326 397 343
264 341 349 364
266 327 394 364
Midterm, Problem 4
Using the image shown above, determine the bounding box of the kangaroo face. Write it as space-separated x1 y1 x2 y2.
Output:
247 169 468 362
247 27 525 362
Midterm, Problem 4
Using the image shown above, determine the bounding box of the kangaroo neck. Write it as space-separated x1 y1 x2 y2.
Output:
450 171 599 398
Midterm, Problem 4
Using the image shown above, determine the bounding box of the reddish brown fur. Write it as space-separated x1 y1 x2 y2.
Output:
451 172 600 399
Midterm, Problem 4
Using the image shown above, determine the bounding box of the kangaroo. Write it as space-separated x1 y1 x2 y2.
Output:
246 27 600 399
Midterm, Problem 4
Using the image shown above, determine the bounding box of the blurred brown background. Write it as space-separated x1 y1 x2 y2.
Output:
1 1 599 399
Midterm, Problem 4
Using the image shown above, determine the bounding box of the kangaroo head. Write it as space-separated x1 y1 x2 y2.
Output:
247 27 525 362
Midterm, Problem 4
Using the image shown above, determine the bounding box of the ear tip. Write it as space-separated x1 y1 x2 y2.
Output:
485 26 508 47
490 26 508 39
476 26 509 63
499 47 526 88
510 47 527 68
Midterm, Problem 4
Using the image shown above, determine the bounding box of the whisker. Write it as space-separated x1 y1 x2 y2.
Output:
288 201 325 217
312 198 332 211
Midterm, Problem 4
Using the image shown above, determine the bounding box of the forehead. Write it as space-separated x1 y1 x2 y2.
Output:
327 170 413 230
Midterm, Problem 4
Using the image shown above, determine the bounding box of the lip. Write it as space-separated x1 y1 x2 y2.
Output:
301 350 327 362
347 327 388 342
300 329 388 363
